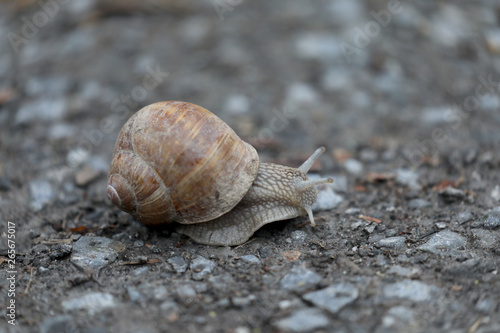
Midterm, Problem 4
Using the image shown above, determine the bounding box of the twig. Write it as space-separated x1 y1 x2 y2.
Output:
24 267 34 294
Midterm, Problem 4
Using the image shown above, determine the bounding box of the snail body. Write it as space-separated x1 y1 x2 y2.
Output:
107 101 333 246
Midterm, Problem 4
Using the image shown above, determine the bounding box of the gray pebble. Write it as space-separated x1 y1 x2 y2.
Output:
417 231 466 255
160 300 179 314
70 236 125 273
176 284 197 303
311 184 343 212
240 255 261 264
131 266 149 277
383 279 437 302
475 297 495 313
386 265 420 278
29 179 57 211
295 32 342 62
0 177 11 191
274 308 329 333
303 283 359 314
381 306 414 328
455 210 473 224
49 243 73 260
31 244 50 255
127 287 142 303
280 267 322 293
482 208 500 229
16 99 67 125
291 230 307 244
364 225 376 234
343 159 363 175
375 236 407 249
345 207 361 215
471 229 499 249
62 292 116 315
168 256 188 274
133 240 144 248
40 315 76 333
438 187 466 202
407 198 431 209
190 255 216 280
232 295 256 307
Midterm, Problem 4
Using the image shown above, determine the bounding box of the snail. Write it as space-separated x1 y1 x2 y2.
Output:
107 101 333 246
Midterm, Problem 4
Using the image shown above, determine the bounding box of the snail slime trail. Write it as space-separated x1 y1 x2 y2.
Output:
107 101 333 246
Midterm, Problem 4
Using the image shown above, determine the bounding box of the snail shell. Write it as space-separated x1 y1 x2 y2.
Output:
107 101 259 225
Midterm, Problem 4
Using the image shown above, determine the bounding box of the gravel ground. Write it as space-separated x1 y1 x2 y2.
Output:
1 1 500 332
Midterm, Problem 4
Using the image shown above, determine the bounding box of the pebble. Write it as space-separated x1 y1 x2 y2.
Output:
62 292 116 315
223 94 249 115
381 306 414 329
190 255 216 280
396 169 421 190
418 230 466 255
482 208 500 229
345 207 361 215
232 295 256 307
438 187 466 202
160 300 179 314
407 198 431 209
70 236 126 273
475 298 495 313
375 236 406 249
435 222 447 229
29 179 57 211
176 284 197 303
455 210 473 224
420 106 451 125
303 283 359 314
386 265 420 278
294 32 343 62
383 279 437 302
330 175 348 193
15 98 66 125
133 240 144 248
286 83 319 105
0 177 11 191
31 244 50 255
75 165 102 186
491 185 500 201
273 308 329 333
280 267 322 293
311 184 343 212
49 243 73 260
343 159 363 175
291 230 307 244
168 256 188 274
40 315 76 333
471 229 499 249
131 266 149 277
240 255 261 264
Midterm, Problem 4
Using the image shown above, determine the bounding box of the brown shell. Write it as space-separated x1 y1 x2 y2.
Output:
107 101 259 226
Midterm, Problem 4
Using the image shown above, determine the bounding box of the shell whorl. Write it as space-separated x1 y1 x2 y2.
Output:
107 101 259 226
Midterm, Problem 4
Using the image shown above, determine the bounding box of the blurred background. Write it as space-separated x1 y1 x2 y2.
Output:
1 0 500 239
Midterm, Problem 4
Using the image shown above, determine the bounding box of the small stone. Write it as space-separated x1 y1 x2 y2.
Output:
223 94 249 115
483 209 500 229
435 222 447 229
280 267 322 293
49 243 73 260
274 308 329 333
418 231 466 255
31 244 50 255
383 279 437 302
160 300 179 314
386 265 420 278
131 266 149 277
286 83 319 105
75 165 102 186
40 315 76 333
240 255 261 264
231 295 256 307
438 187 466 202
295 32 342 62
62 292 116 315
475 297 495 313
127 287 142 303
29 179 57 211
303 283 359 314
70 236 125 273
168 256 188 274
343 159 363 175
396 169 421 190
291 230 307 244
455 210 473 224
491 185 500 201
133 240 144 248
176 284 197 303
381 306 414 328
407 198 431 209
472 229 499 249
190 256 216 280
375 236 406 249
0 177 11 191
345 207 361 215
364 225 376 234
311 184 343 212
15 98 66 125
